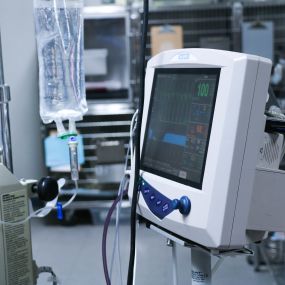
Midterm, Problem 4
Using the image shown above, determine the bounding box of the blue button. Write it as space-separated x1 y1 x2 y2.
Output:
143 188 150 195
162 203 169 212
156 200 162 206
150 195 155 201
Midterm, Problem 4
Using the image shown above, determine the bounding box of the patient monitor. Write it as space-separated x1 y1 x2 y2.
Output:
129 48 279 249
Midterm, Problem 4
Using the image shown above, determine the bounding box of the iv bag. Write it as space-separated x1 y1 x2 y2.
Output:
34 0 87 134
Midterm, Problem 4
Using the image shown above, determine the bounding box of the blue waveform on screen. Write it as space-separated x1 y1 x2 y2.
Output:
162 133 187 147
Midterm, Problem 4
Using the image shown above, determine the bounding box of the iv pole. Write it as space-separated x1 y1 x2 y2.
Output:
0 29 13 172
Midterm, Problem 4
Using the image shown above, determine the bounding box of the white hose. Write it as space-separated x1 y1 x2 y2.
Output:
109 110 137 284
110 177 125 284
110 150 130 283
62 180 78 209
0 180 79 226
130 110 139 163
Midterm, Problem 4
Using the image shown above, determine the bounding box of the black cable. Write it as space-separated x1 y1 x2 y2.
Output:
127 1 149 284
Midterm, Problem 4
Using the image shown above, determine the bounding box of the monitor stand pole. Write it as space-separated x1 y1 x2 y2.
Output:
191 247 212 285
148 223 252 285
171 242 211 285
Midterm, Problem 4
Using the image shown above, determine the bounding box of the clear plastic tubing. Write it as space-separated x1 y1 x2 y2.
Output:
68 136 79 181
34 0 87 136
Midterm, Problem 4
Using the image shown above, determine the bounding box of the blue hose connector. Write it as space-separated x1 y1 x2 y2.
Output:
57 202 63 220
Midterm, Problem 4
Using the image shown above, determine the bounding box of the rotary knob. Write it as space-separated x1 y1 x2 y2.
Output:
172 196 191 216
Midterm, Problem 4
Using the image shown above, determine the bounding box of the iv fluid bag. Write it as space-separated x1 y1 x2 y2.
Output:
34 0 87 125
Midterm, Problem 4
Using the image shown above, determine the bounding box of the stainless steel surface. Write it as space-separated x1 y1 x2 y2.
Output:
243 2 285 50
0 31 13 172
0 32 4 86
84 6 132 103
76 120 131 128
95 164 125 183
0 31 4 162
53 200 131 210
232 2 243 52
148 1 232 11
0 99 13 172
82 132 130 139
87 102 134 115
149 5 231 49
131 1 285 99
0 85 10 102
131 2 232 98
84 5 128 19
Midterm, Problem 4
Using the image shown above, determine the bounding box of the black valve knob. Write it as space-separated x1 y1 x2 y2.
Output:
34 177 59 202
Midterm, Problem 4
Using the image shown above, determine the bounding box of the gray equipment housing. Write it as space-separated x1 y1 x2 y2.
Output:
0 164 34 285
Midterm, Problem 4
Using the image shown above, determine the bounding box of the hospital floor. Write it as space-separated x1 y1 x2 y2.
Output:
32 209 275 285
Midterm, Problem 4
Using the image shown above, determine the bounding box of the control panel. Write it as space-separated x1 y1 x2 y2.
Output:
139 178 191 220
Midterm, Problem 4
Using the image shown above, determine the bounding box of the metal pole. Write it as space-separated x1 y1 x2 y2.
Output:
191 248 212 285
168 239 179 285
232 2 243 52
0 33 4 86
0 30 13 172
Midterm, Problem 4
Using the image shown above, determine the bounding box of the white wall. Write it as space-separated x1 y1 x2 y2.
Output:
0 0 46 179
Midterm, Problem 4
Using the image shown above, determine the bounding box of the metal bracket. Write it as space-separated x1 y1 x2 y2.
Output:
149 223 253 258
147 223 254 285
0 32 13 172
0 85 10 103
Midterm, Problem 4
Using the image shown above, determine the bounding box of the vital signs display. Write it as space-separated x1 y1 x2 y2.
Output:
141 68 220 189
129 49 273 249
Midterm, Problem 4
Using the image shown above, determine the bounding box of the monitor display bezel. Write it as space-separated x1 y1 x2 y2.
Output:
141 67 221 190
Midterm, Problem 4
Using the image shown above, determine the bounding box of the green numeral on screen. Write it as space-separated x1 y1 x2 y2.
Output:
197 83 209 97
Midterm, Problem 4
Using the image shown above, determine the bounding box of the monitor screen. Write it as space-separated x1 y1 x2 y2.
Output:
141 68 220 189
